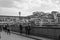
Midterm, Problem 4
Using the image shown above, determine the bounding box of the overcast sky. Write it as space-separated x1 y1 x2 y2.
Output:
0 0 60 16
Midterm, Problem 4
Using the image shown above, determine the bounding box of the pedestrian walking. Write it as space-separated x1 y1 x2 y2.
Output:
25 26 28 35
25 24 31 35
25 25 28 34
4 24 10 35
19 24 23 33
58 35 60 40
7 25 11 35
3 26 6 32
27 24 31 35
5 24 8 32
0 26 2 39
0 25 3 32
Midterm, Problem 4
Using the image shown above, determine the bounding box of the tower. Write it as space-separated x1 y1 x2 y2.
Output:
51 11 58 23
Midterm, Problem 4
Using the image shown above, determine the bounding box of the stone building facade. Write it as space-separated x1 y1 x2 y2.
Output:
0 15 29 25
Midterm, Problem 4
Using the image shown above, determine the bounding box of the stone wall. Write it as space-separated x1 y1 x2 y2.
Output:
9 26 60 39
31 27 60 39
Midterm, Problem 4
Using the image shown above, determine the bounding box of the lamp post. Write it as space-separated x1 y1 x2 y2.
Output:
19 12 21 17
19 12 21 24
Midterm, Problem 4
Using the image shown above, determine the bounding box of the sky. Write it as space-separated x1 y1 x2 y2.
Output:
0 0 60 16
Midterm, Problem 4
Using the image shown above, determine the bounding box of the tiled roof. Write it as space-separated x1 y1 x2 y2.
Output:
47 14 54 19
0 15 28 19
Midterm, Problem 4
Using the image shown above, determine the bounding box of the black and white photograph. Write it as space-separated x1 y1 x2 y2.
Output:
0 0 60 40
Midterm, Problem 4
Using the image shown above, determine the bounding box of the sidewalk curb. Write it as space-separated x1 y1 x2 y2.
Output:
10 31 41 40
10 31 53 40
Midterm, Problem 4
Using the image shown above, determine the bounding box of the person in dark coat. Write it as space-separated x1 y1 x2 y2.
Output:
3 24 8 32
27 24 31 35
5 24 8 32
0 25 3 39
0 25 2 32
7 24 10 35
25 26 28 34
4 24 10 34
58 35 60 40
25 24 31 35
19 24 23 33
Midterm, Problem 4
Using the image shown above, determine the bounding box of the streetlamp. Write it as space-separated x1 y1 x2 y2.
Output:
19 12 21 24
19 12 21 17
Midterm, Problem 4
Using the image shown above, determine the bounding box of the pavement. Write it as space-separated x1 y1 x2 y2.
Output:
0 31 35 40
0 31 54 40
11 31 54 40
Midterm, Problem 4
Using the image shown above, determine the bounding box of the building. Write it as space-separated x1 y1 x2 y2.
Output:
57 13 60 24
0 15 29 25
28 11 59 27
51 11 58 23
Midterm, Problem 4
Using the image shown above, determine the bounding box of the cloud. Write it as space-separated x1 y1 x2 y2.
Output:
23 0 60 13
51 0 60 5
0 8 2 13
0 0 14 8
0 7 19 16
14 1 29 10
0 0 60 16
18 0 53 12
